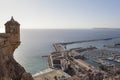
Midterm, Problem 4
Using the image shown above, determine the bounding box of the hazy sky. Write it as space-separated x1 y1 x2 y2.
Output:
0 0 120 29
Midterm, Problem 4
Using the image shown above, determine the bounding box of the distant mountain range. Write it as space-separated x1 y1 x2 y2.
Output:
94 28 120 30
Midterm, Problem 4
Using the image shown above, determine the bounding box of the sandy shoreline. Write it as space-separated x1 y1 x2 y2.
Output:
33 69 64 80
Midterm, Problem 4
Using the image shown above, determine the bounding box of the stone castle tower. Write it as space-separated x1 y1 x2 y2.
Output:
0 16 21 54
5 16 20 43
0 17 34 80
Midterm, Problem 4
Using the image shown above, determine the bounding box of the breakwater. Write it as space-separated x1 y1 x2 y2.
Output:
60 37 120 45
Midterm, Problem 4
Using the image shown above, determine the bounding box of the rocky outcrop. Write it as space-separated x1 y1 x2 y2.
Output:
0 17 34 80
0 44 34 80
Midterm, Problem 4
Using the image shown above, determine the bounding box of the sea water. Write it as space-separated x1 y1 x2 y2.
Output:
14 29 120 75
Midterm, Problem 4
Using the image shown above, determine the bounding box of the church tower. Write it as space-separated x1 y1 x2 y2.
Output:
4 16 20 48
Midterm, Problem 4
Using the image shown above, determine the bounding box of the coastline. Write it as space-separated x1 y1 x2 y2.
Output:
33 69 68 80
33 37 120 79
33 68 53 77
14 29 120 76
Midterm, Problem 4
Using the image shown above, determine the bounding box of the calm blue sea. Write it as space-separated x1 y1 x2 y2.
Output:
14 29 120 75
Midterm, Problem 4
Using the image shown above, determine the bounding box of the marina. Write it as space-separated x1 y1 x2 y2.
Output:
47 37 120 79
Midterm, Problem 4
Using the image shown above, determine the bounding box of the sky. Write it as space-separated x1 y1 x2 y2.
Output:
0 0 120 29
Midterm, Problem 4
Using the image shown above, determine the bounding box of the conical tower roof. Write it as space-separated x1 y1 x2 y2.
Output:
5 16 20 26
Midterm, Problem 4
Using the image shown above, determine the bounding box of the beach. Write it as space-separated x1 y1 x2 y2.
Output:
33 69 66 80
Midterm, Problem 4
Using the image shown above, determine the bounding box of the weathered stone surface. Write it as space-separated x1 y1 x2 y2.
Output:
0 17 34 80
0 48 34 80
21 73 34 80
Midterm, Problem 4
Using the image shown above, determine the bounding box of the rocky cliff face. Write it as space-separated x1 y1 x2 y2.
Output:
0 40 34 80
0 17 34 80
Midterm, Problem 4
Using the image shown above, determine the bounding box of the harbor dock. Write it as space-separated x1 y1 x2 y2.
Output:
49 43 96 71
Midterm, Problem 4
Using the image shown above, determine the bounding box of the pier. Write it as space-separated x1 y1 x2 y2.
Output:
60 37 120 45
53 43 65 52
49 43 96 73
47 38 120 80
